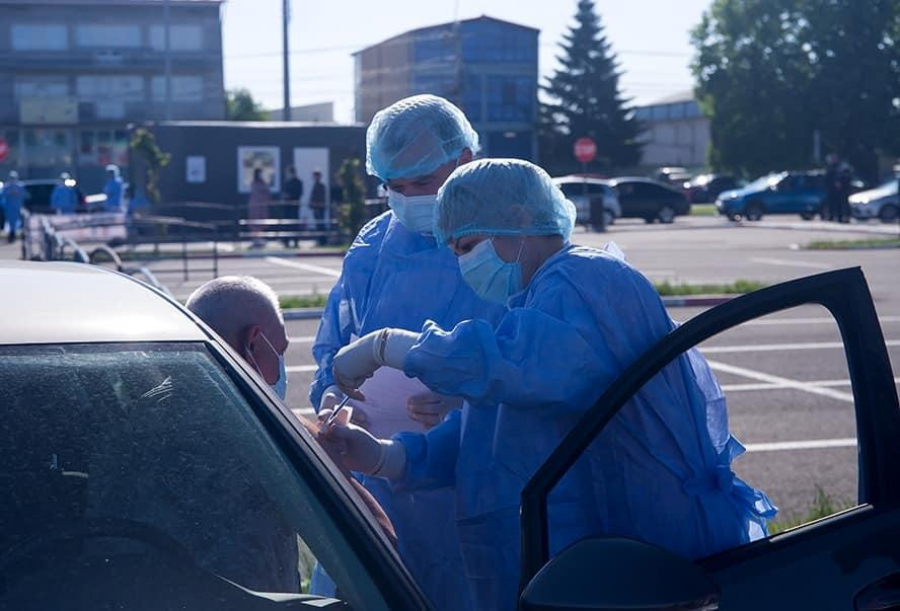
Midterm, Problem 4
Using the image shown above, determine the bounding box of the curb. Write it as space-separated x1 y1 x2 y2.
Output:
119 249 347 261
284 295 736 320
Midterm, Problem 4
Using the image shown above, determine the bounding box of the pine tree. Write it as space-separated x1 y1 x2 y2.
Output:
540 0 642 174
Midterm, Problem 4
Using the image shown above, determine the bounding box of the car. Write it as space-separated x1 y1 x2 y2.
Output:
850 177 899 223
653 166 693 186
682 174 742 203
16 179 90 215
553 176 621 230
716 171 865 222
5 262 899 610
607 177 691 223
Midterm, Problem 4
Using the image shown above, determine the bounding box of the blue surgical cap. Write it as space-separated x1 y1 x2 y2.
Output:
366 94 480 182
435 158 576 244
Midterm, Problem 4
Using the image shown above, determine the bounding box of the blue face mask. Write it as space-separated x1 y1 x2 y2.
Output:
248 331 288 401
458 238 525 304
387 189 438 234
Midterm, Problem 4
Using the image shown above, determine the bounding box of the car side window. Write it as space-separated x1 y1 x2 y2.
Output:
0 343 395 609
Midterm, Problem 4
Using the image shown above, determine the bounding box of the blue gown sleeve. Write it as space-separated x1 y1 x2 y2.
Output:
392 409 461 491
309 274 355 410
404 272 622 413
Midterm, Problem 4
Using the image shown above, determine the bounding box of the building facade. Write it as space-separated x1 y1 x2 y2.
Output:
354 16 539 162
0 0 225 192
634 91 710 169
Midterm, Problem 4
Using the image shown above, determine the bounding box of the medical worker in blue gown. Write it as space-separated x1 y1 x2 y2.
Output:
322 159 777 611
308 95 506 609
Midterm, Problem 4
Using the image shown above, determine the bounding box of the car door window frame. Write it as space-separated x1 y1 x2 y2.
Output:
519 267 900 588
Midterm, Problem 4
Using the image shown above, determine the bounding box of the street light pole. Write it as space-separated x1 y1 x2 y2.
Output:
164 0 172 120
282 0 291 121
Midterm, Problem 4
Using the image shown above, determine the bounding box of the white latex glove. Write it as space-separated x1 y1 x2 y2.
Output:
332 329 420 399
319 386 370 429
407 392 463 430
318 419 407 478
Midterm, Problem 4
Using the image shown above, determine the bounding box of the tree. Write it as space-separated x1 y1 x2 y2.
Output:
129 128 171 204
226 88 268 121
540 0 643 175
336 158 367 240
692 0 899 180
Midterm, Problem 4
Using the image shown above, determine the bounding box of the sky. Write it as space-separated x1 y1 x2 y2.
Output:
221 0 711 123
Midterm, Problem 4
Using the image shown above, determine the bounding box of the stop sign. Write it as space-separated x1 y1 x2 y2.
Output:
573 137 596 163
0 139 8 163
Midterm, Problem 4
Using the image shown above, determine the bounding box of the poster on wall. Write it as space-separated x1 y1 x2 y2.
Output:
237 146 280 193
186 156 206 184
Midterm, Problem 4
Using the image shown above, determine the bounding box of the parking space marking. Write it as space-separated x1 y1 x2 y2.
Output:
265 256 342 278
744 438 857 452
743 315 900 326
749 257 833 270
287 365 318 373
288 336 316 343
721 377 900 392
703 339 900 354
706 359 855 403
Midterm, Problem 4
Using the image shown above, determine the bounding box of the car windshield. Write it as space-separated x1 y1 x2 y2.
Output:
0 342 386 609
745 174 779 191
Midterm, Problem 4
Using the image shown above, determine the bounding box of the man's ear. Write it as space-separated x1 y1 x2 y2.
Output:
240 324 261 356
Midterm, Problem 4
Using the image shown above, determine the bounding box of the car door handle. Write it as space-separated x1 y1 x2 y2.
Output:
856 573 900 610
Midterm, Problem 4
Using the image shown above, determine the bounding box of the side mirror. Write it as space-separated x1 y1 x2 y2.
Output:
520 538 719 611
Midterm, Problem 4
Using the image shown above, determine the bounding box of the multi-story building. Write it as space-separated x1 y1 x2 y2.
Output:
0 0 225 191
634 90 710 169
354 16 539 161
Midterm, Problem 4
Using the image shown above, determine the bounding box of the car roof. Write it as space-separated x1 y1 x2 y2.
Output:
608 177 665 185
552 175 610 186
0 261 206 345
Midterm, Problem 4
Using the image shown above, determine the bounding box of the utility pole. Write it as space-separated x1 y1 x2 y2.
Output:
164 0 172 120
282 0 291 121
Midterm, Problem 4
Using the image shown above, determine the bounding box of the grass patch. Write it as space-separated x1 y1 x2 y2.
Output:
280 294 328 309
690 204 718 217
654 279 767 296
767 486 853 535
805 237 900 250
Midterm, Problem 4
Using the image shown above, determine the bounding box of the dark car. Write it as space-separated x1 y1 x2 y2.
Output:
608 177 691 223
19 179 89 214
4 262 899 610
683 174 742 203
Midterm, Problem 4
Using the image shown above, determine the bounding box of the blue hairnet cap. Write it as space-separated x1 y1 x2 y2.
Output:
366 94 480 182
435 158 576 244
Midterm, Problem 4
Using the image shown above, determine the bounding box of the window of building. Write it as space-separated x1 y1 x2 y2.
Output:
149 25 203 51
22 129 74 169
79 129 129 167
11 24 68 51
76 75 144 102
76 25 141 48
14 77 70 100
150 76 205 103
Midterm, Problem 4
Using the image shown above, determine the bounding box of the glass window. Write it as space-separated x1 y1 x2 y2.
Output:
21 129 73 168
11 24 68 51
76 75 144 102
149 25 203 51
0 343 390 607
151 75 205 103
14 77 69 99
76 24 141 48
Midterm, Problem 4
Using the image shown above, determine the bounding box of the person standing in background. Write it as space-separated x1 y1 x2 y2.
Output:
51 172 79 215
1 170 25 243
248 167 271 248
103 164 123 213
310 170 327 229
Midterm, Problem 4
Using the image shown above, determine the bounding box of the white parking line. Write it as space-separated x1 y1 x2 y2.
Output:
749 257 833 270
743 316 900 326
265 256 342 278
706 359 855 402
721 377 900 392
288 336 316 343
287 365 318 373
702 339 900 354
744 438 857 452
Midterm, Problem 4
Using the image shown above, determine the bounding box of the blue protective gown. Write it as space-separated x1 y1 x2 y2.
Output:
309 211 506 610
103 177 123 212
51 184 78 214
393 244 776 611
2 181 25 234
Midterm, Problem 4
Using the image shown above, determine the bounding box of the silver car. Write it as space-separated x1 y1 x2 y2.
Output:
850 178 899 222
552 176 621 230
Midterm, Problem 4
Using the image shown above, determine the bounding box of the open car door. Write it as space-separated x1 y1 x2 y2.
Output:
518 267 900 611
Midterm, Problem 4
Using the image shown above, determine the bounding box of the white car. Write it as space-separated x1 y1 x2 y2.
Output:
552 176 621 230
850 178 899 222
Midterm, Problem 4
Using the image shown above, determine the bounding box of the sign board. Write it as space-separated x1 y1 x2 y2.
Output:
0 139 8 163
19 97 79 125
186 156 206 184
574 137 597 163
237 146 280 193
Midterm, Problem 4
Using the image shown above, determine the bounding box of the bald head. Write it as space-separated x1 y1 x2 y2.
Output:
186 276 283 350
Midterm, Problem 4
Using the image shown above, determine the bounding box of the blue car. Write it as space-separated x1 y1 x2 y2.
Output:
716 172 829 221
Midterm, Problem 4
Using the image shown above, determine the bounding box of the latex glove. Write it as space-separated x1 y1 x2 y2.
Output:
407 392 463 430
320 385 370 429
318 419 407 479
332 329 420 399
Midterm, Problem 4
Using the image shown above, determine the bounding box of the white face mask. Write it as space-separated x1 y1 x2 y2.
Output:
247 331 288 401
387 189 438 234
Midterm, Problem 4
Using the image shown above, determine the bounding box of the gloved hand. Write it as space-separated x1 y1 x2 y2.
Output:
318 418 407 479
407 392 463 430
332 328 421 399
320 386 370 429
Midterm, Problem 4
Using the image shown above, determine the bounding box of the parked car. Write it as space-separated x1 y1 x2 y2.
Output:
653 166 693 186
553 176 620 230
683 174 742 203
716 171 865 221
607 177 691 223
850 177 899 223
17 179 89 214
